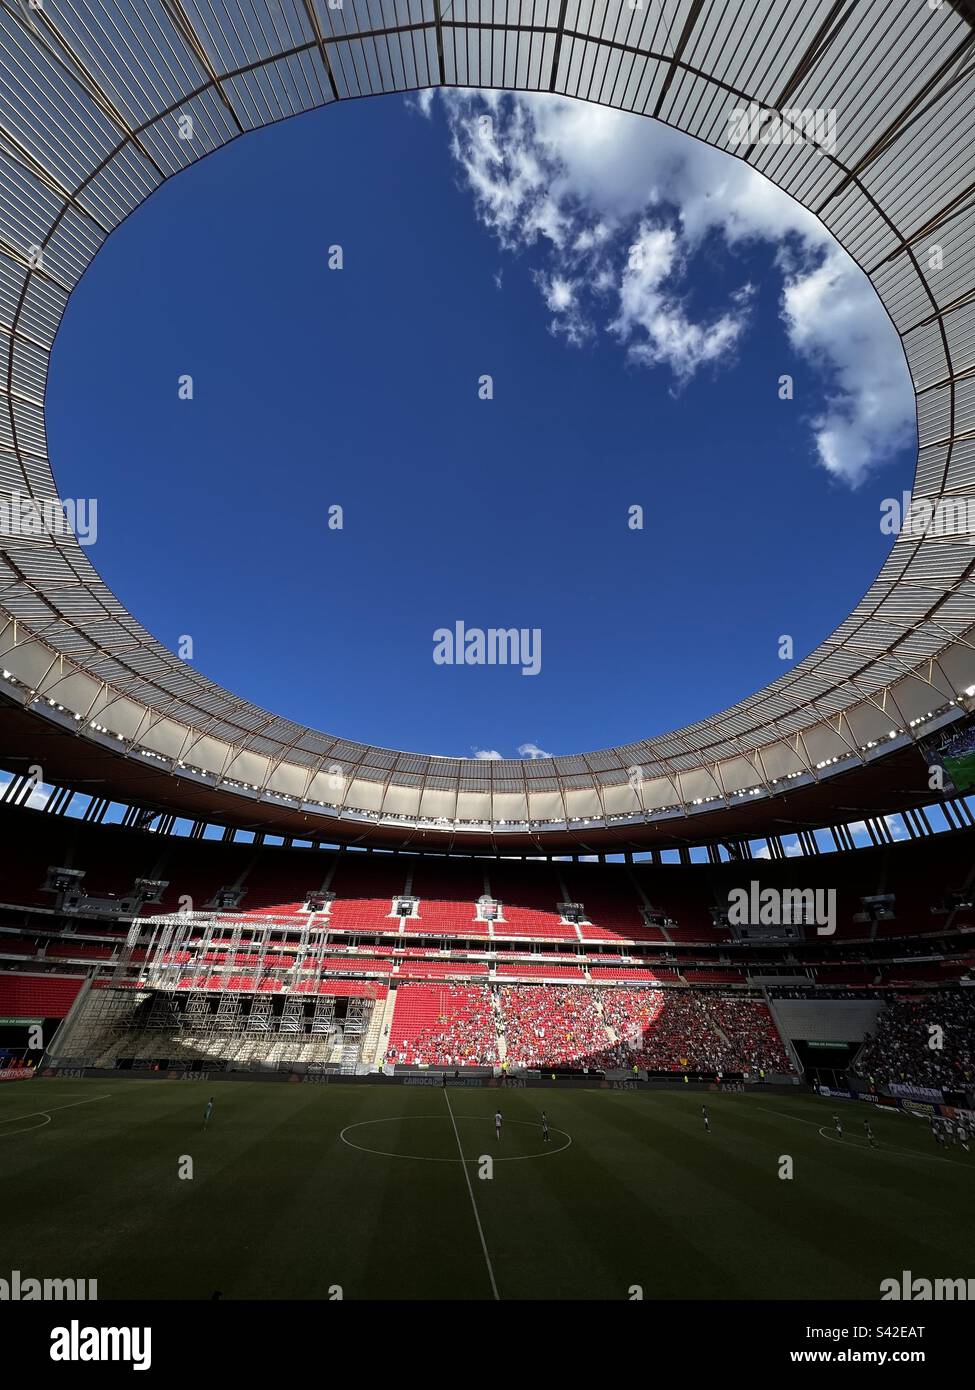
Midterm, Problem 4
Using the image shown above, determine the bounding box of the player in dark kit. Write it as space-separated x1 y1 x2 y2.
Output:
701 1105 710 1133
863 1119 878 1149
541 1110 550 1143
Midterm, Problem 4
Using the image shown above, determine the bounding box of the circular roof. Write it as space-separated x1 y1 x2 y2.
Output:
1 0 975 844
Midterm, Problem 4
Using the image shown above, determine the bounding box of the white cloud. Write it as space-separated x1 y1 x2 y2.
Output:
430 90 913 486
779 245 914 487
470 742 554 760
518 742 552 759
610 224 753 380
533 270 592 345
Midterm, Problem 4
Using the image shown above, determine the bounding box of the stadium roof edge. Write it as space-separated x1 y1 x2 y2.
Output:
1 0 974 844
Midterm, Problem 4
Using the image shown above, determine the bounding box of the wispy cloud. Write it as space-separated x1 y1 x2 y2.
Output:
407 88 436 120
428 90 913 487
609 224 753 380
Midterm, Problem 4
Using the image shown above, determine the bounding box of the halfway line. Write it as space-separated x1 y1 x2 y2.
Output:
443 1089 500 1301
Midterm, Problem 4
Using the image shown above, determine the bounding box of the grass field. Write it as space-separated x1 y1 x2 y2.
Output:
1 1078 972 1301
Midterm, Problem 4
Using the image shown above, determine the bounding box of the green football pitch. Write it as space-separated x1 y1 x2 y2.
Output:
1 1078 971 1301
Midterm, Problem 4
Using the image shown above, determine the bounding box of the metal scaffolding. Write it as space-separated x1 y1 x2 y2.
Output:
53 907 386 1070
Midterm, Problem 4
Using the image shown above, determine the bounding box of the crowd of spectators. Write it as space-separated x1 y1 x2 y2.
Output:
599 990 791 1073
852 989 975 1089
704 997 792 1072
498 986 608 1067
385 981 795 1074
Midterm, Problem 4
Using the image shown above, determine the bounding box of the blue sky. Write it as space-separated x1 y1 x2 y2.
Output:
46 92 916 761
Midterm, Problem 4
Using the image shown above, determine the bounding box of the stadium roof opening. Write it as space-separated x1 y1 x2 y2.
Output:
1 0 974 846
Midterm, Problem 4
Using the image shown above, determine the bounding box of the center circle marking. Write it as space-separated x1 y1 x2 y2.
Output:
339 1114 572 1162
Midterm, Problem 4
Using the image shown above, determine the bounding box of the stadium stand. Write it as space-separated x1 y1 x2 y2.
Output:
599 990 791 1074
396 959 489 979
496 962 585 979
589 965 665 982
489 862 578 940
0 801 972 1079
852 991 975 1090
408 859 484 934
327 856 407 934
0 972 83 1018
386 984 497 1065
561 864 657 942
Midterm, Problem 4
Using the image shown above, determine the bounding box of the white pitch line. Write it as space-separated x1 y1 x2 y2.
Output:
753 1104 841 1130
753 1104 970 1169
0 1114 52 1139
814 1123 971 1168
0 1092 111 1130
339 1114 571 1163
443 1089 500 1301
